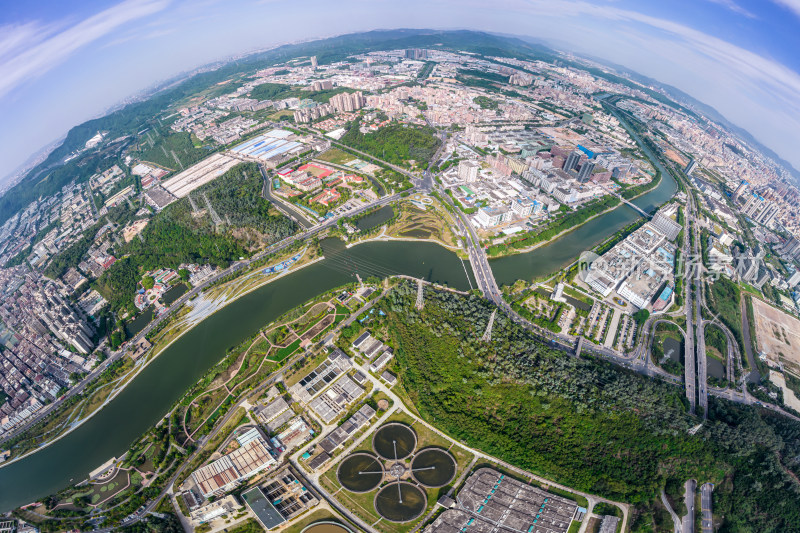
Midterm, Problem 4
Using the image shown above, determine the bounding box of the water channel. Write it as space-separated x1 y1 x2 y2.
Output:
492 105 678 285
0 110 679 511
0 238 474 511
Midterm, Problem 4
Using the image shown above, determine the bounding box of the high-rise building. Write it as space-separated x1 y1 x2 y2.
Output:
310 80 332 91
310 56 318 69
741 192 762 218
754 201 779 227
732 180 748 203
577 161 595 182
330 91 366 113
782 236 800 258
405 49 428 60
564 151 581 173
684 159 698 175
457 160 480 183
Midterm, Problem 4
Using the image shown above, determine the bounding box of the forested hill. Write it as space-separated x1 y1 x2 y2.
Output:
0 29 559 226
379 281 800 531
95 162 296 313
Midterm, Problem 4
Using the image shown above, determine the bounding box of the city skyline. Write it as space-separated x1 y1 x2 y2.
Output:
1 0 800 184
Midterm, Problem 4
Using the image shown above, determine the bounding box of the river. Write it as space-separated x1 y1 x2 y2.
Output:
0 238 475 511
492 106 678 285
0 107 678 511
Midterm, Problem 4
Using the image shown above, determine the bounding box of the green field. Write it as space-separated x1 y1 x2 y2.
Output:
316 148 356 165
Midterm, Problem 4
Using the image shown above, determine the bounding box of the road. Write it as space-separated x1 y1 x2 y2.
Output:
690 189 708 418
700 483 713 533
287 332 631 533
682 479 696 533
17 121 800 530
660 489 682 533
106 286 394 532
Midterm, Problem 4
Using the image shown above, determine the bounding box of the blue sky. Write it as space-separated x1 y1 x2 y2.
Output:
1 0 799 182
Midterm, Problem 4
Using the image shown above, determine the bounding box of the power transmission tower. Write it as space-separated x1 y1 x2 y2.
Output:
188 194 200 214
481 310 496 342
202 192 222 226
415 278 425 310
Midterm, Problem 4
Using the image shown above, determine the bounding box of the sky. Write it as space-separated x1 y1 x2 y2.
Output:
1 0 800 183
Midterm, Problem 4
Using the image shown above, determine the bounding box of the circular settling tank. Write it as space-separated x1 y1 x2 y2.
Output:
374 482 427 522
301 521 354 533
411 448 457 487
337 453 384 493
372 423 417 460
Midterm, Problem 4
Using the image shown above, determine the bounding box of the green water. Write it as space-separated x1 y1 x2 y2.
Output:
0 238 473 511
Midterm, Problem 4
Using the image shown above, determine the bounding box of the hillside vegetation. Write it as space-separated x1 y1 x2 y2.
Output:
380 282 800 531
96 162 296 313
339 120 441 168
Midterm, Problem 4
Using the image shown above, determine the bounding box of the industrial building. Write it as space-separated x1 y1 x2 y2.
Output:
427 468 578 533
308 374 365 424
289 349 353 403
242 465 319 529
161 153 241 198
190 428 277 498
319 404 376 454
230 129 306 167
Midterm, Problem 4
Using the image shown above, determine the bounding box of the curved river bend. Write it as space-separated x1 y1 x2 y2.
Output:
492 112 678 284
0 239 474 510
0 128 676 510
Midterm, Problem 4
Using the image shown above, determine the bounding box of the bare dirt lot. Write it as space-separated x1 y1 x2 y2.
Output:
663 149 687 166
752 297 800 375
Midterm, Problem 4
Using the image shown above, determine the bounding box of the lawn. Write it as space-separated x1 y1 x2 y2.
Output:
273 338 302 361
707 277 744 354
316 148 356 165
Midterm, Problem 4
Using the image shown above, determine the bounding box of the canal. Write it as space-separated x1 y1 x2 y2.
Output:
0 238 474 511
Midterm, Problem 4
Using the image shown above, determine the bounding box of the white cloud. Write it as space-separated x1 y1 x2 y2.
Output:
706 0 757 18
0 0 170 98
772 0 800 18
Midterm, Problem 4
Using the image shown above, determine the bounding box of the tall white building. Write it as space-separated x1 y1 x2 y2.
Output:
457 160 480 183
330 91 366 113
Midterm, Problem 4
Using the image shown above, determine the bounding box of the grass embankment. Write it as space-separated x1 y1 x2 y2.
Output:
706 277 744 358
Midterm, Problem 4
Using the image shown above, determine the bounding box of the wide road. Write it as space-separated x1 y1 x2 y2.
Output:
700 483 713 533
682 479 696 533
689 190 708 418
106 288 391 532
684 216 697 414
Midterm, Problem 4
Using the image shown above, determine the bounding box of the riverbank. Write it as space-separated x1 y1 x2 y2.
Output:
347 233 462 251
489 171 664 259
0 238 477 512
0 253 325 472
